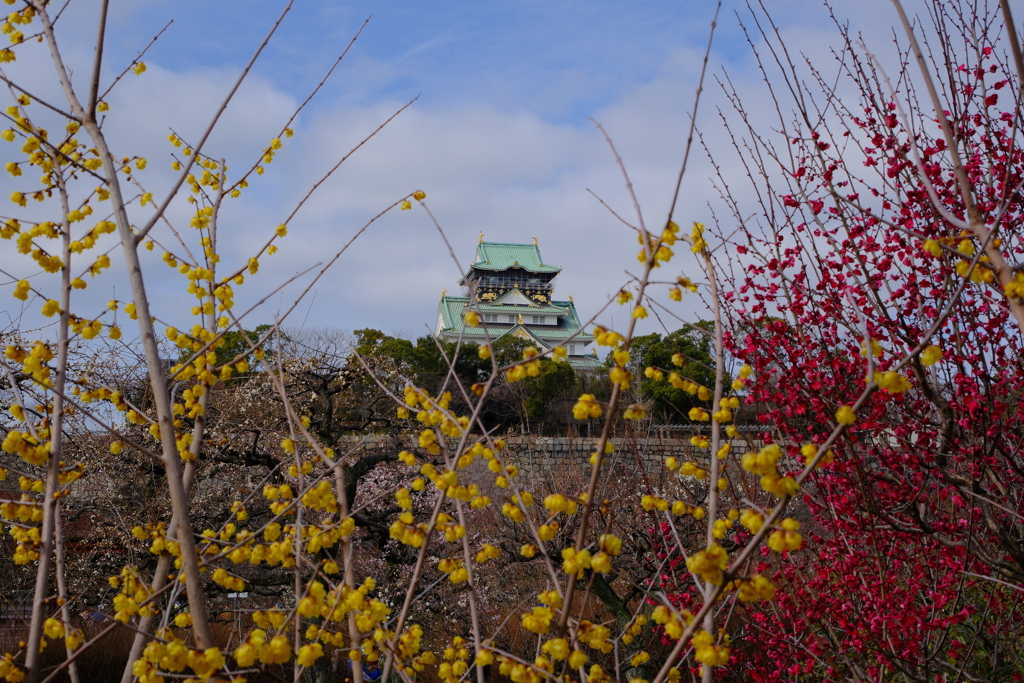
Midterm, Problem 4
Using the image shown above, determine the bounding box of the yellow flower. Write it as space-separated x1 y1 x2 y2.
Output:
690 222 707 252
401 200 412 210
835 405 856 425
413 190 426 201
572 394 603 420
297 643 324 667
132 62 146 75
65 629 83 650
542 638 569 660
768 518 803 552
623 404 646 420
12 279 29 300
740 509 764 533
921 345 942 366
686 543 728 584
43 618 65 639
692 630 729 667
632 305 648 319
875 370 911 394
276 223 288 237
464 311 480 327
590 551 611 573
922 239 942 257
41 299 60 317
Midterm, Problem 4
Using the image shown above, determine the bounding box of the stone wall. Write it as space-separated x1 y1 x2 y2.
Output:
333 433 763 490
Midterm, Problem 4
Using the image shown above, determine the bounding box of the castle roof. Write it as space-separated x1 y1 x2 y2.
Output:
437 296 594 346
468 242 561 275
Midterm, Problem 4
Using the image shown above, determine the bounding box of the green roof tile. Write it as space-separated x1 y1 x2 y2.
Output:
436 296 594 347
469 242 561 274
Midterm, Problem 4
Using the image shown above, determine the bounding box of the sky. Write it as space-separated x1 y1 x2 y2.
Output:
1 0 1013 344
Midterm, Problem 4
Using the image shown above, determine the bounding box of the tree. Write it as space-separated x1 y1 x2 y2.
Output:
632 325 717 422
675 1 1024 680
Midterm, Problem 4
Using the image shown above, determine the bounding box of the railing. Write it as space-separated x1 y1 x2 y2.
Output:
468 275 556 291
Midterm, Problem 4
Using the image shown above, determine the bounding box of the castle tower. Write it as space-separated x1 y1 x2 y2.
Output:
434 239 599 367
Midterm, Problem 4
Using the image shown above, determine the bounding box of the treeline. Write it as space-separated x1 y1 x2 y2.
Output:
315 325 719 436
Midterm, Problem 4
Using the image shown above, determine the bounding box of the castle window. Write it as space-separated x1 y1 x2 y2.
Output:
532 316 546 324
569 344 577 355
483 313 499 323
508 315 516 323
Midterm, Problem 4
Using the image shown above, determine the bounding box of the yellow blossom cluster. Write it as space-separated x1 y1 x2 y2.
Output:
652 604 693 640
742 443 800 497
592 325 625 347
689 221 707 253
691 629 729 667
686 543 729 584
871 370 912 393
572 393 603 420
6 341 54 386
110 566 155 623
740 508 764 533
0 656 24 683
735 574 777 602
621 614 648 645
133 640 225 683
506 347 543 382
522 604 555 634
768 518 803 552
642 494 706 519
8 524 40 565
955 258 995 284
800 442 834 469
921 344 943 366
436 636 471 682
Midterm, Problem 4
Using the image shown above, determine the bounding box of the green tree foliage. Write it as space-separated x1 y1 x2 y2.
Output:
633 324 717 422
353 328 489 396
521 358 578 422
176 324 273 368
352 330 583 434
214 324 273 367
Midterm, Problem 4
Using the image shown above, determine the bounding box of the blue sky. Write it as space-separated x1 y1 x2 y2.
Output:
116 0 737 121
3 0 992 344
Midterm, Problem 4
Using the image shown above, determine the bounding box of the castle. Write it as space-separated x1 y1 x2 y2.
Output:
433 238 601 368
